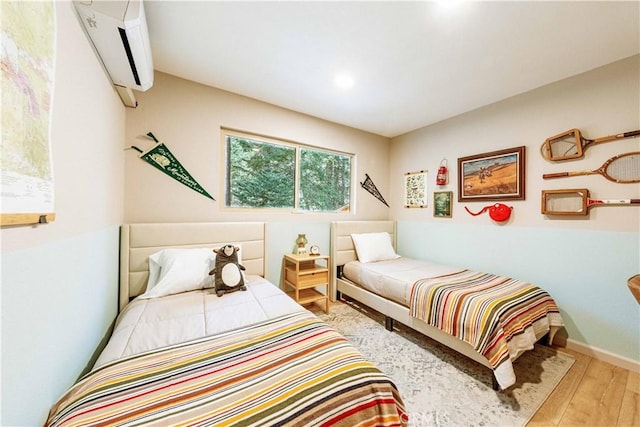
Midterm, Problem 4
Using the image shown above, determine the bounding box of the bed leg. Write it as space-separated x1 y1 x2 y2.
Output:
491 373 500 391
385 316 394 332
547 326 560 346
336 290 342 302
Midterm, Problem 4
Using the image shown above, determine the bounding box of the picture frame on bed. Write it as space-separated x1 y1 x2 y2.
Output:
404 170 428 208
457 146 526 202
433 191 453 218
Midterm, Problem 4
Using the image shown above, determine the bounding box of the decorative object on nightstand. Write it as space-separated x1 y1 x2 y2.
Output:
293 233 308 255
282 253 330 313
309 245 320 256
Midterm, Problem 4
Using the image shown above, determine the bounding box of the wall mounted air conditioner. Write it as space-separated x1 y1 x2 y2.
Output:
73 0 154 105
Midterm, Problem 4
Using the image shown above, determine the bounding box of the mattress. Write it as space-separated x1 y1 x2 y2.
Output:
94 275 305 369
342 257 462 306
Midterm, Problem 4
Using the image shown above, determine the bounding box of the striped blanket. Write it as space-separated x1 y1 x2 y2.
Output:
409 270 563 388
46 311 407 426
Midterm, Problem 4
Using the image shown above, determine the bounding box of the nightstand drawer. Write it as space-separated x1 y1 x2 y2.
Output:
285 269 328 287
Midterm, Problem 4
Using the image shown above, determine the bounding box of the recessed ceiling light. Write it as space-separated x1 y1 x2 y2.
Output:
334 73 354 89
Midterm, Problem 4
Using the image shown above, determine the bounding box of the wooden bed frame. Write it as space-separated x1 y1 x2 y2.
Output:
119 222 266 312
330 220 559 390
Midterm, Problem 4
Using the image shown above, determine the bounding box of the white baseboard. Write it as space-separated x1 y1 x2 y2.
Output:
565 338 640 373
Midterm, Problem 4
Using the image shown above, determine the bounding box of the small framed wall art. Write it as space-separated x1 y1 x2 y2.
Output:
433 191 453 218
404 170 428 208
458 146 526 202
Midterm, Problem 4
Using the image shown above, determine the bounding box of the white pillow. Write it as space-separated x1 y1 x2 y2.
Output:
351 232 400 263
145 251 164 291
144 245 244 295
139 248 215 299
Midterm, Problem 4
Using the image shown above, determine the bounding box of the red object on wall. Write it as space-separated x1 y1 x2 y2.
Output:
436 159 448 185
465 203 513 222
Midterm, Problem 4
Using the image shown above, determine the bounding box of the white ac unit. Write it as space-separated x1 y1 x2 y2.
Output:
73 0 154 92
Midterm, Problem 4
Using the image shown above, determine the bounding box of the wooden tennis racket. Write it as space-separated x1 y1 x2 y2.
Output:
542 152 640 183
541 188 640 216
541 128 640 161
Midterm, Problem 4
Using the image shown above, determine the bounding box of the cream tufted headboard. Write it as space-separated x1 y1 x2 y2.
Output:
119 222 266 312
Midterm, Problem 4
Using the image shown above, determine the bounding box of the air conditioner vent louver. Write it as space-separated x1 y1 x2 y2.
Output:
118 27 141 86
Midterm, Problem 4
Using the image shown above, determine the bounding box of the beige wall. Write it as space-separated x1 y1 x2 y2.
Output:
124 72 391 223
390 55 640 232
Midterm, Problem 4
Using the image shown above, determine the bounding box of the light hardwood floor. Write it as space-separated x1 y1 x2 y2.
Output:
528 346 639 427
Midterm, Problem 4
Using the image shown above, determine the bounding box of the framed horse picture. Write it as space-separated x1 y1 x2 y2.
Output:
458 146 526 202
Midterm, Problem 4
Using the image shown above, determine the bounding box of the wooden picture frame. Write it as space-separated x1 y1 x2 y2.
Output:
1 1 56 227
433 191 453 218
458 146 526 202
404 170 428 208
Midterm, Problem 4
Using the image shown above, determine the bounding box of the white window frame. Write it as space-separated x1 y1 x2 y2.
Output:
221 128 354 213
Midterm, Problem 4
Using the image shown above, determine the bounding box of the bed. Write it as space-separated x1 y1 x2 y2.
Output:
330 220 564 390
46 222 407 426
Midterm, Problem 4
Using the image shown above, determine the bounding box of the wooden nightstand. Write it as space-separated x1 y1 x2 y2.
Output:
282 253 330 314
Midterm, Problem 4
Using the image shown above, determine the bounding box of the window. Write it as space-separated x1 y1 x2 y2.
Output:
224 130 352 212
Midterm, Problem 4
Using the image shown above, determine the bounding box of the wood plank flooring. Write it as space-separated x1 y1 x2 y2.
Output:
528 347 639 427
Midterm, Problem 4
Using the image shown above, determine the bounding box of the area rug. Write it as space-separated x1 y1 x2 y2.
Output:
318 301 574 427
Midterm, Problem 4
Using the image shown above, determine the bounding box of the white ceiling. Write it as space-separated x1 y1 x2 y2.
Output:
144 1 639 138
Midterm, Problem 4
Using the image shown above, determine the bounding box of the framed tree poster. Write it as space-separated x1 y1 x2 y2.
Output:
433 191 453 218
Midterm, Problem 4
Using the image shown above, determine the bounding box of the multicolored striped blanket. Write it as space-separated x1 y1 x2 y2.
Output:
409 270 563 388
46 311 407 426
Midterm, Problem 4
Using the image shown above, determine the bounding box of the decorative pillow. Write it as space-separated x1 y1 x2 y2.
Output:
139 248 216 299
350 232 400 263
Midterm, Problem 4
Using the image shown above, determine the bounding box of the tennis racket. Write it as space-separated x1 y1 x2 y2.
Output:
541 188 640 216
541 128 640 161
542 152 640 183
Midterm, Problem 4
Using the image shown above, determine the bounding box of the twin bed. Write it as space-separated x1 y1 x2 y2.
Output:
46 222 407 426
330 220 564 391
47 220 564 425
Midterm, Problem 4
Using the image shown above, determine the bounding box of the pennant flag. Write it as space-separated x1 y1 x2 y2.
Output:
133 132 215 200
360 173 389 207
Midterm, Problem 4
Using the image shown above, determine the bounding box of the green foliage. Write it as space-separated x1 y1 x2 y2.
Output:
226 136 351 211
227 137 295 208
300 148 351 211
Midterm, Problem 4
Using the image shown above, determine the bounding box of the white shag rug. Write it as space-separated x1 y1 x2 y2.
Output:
318 301 574 427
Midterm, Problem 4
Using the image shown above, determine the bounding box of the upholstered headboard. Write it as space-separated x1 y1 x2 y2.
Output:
329 220 396 300
119 222 266 312
330 221 397 269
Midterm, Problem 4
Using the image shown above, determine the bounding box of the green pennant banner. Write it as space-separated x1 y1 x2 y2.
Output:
138 133 214 200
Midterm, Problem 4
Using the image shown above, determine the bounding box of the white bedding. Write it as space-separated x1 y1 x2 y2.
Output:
342 257 462 306
94 275 305 370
